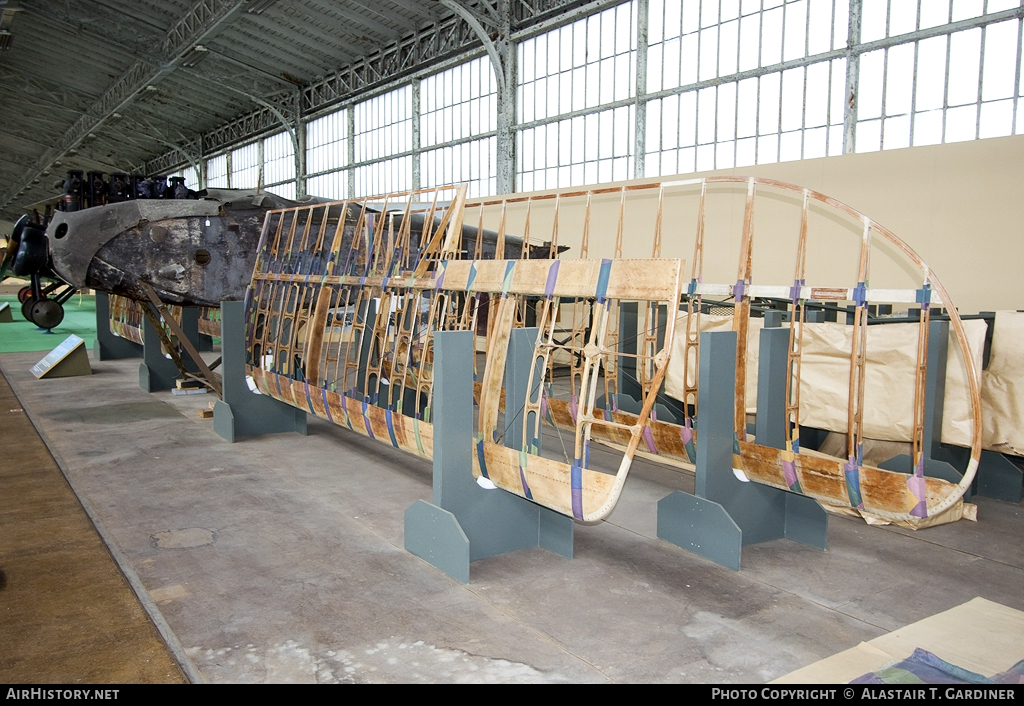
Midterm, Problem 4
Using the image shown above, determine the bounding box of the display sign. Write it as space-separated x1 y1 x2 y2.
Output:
31 334 92 379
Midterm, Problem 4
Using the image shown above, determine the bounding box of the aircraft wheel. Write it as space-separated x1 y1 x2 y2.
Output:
30 298 64 330
17 286 32 303
21 296 37 321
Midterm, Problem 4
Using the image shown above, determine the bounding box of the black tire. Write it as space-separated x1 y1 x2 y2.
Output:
30 298 64 330
17 286 32 303
21 296 37 321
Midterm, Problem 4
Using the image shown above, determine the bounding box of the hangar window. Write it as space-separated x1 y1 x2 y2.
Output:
263 132 295 199
856 17 1023 152
230 142 260 189
306 110 349 199
205 155 228 189
354 86 412 196
155 0 1024 196
421 56 499 197
516 1 637 190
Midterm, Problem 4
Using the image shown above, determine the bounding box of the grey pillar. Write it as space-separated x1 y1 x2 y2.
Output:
212 300 307 442
93 292 142 361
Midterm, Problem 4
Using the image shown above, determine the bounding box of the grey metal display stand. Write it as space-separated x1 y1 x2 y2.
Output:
878 319 1021 503
617 301 685 422
213 300 307 442
93 291 142 361
657 328 827 571
405 328 573 584
139 306 202 392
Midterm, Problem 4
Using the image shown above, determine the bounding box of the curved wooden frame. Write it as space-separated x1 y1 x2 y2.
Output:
242 177 982 527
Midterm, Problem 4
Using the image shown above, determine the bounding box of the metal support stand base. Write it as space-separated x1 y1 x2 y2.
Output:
976 451 1023 503
139 306 202 392
658 329 827 571
937 445 1024 504
405 329 572 584
93 292 142 361
878 322 976 500
213 300 307 442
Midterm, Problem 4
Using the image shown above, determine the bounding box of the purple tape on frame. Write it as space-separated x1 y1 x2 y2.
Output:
361 399 375 440
321 388 334 424
907 474 928 518
790 278 805 302
680 419 694 445
908 452 928 518
569 394 579 423
733 280 746 302
782 457 800 491
642 425 658 454
544 260 560 299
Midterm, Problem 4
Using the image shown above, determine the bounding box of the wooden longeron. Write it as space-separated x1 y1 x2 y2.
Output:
244 180 982 526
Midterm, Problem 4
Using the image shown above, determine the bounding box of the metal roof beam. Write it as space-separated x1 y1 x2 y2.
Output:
218 23 344 76
341 0 420 34
380 0 440 24
19 1 157 53
0 0 251 213
204 46 302 86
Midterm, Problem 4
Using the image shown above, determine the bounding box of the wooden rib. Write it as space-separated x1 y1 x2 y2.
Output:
525 297 561 454
579 191 592 260
548 194 561 259
911 273 931 472
786 190 810 451
438 184 468 262
682 180 707 422
649 186 663 259
733 178 756 437
846 217 872 462
474 206 485 259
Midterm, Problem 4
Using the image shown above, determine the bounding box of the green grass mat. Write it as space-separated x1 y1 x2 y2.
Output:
0 294 97 353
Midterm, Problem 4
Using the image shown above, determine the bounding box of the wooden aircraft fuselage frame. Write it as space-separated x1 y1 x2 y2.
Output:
243 179 982 527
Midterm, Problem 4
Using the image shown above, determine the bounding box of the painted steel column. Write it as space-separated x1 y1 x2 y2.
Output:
497 0 517 195
843 0 863 154
412 79 421 192
295 89 306 198
198 136 207 190
257 138 264 191
347 105 356 198
634 0 648 179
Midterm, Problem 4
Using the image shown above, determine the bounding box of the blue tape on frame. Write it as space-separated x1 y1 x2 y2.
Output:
570 460 583 520
853 282 868 307
595 259 612 303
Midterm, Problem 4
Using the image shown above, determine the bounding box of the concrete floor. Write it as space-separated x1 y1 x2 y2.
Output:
1 349 1022 683
0 365 185 683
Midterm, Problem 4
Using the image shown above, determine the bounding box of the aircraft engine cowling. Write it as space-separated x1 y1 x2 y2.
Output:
11 222 48 276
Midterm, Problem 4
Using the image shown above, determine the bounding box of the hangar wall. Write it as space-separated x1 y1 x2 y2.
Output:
470 133 1023 315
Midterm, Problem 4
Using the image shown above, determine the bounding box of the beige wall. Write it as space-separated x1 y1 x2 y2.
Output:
467 134 1024 314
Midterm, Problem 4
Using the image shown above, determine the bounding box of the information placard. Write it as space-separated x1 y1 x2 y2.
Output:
31 334 92 379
